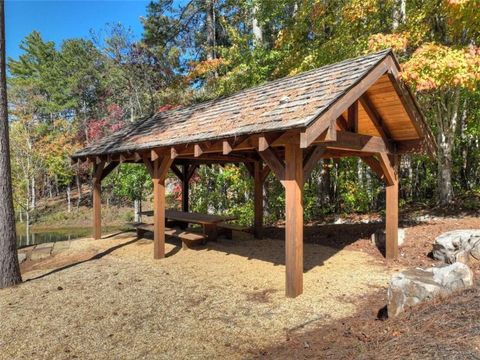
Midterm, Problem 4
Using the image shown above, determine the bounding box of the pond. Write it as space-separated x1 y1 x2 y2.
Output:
16 226 125 249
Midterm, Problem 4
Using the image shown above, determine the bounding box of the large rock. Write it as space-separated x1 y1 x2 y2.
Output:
432 230 480 264
371 228 406 248
387 262 473 317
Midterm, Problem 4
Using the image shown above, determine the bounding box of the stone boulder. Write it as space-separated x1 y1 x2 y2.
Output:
371 228 406 249
432 230 480 264
387 262 473 317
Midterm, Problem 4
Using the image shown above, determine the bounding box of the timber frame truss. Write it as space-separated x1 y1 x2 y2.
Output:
74 54 434 298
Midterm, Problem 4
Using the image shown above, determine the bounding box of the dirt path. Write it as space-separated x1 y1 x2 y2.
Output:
1 233 389 360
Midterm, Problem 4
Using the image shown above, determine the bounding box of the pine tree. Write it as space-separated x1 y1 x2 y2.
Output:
0 0 22 289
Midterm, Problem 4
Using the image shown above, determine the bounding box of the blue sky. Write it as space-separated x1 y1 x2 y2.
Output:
5 0 152 60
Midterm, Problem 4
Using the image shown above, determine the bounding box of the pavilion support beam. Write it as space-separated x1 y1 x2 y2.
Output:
253 161 264 239
182 164 189 212
380 154 399 260
152 156 174 259
92 161 105 240
284 143 304 298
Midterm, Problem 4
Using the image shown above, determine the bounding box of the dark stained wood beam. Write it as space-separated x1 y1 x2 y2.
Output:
100 161 119 181
303 146 325 180
261 166 270 183
253 161 264 239
377 152 396 186
337 115 349 131
361 156 385 181
187 164 198 180
347 101 359 132
92 161 105 240
182 164 189 212
321 131 392 154
170 164 183 181
142 155 154 177
244 162 255 178
257 147 285 182
133 152 142 162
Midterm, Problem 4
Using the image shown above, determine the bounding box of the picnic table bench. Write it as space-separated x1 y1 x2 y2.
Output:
136 224 207 249
137 210 239 248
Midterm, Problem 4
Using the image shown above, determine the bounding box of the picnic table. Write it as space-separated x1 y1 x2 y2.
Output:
140 210 237 241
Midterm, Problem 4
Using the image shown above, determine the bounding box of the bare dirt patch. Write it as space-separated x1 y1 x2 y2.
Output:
1 232 389 360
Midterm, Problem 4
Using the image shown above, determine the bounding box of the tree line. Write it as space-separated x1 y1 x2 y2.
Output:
6 0 480 232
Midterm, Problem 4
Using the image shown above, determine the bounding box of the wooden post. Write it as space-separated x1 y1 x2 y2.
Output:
92 162 104 240
182 164 189 212
152 156 173 259
284 143 303 298
253 161 263 239
93 180 101 240
385 156 399 259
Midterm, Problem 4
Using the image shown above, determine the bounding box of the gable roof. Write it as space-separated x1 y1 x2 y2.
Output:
73 49 433 159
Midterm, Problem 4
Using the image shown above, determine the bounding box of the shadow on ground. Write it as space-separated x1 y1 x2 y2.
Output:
139 222 387 272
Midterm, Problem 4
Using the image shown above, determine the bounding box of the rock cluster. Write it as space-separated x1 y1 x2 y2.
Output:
432 230 480 264
387 262 473 317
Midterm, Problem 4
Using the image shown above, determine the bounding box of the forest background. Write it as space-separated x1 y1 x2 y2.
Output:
8 0 480 231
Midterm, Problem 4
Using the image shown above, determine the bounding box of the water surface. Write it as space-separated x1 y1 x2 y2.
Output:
16 226 124 249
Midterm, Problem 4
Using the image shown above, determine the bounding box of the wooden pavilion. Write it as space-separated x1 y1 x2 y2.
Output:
72 49 435 298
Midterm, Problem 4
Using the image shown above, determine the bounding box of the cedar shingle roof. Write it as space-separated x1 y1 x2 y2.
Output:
73 49 414 158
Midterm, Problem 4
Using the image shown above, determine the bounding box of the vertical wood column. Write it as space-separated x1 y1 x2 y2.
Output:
92 161 104 240
253 161 263 239
284 143 304 298
153 160 166 259
151 156 173 259
182 164 189 212
93 180 101 240
385 156 399 259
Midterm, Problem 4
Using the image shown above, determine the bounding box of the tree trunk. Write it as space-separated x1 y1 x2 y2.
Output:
392 0 406 29
205 0 216 61
435 89 461 206
134 199 140 223
437 135 454 205
76 173 82 208
0 0 22 288
30 175 35 210
252 3 263 46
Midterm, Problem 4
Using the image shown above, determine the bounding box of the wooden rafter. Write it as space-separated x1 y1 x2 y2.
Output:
320 131 392 154
303 146 325 180
359 94 391 141
257 147 285 182
142 155 154 177
170 164 183 180
377 152 396 186
100 161 119 181
361 156 385 181
347 101 358 132
300 59 389 148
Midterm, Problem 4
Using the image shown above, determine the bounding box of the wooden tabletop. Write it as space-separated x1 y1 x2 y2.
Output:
140 210 236 225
